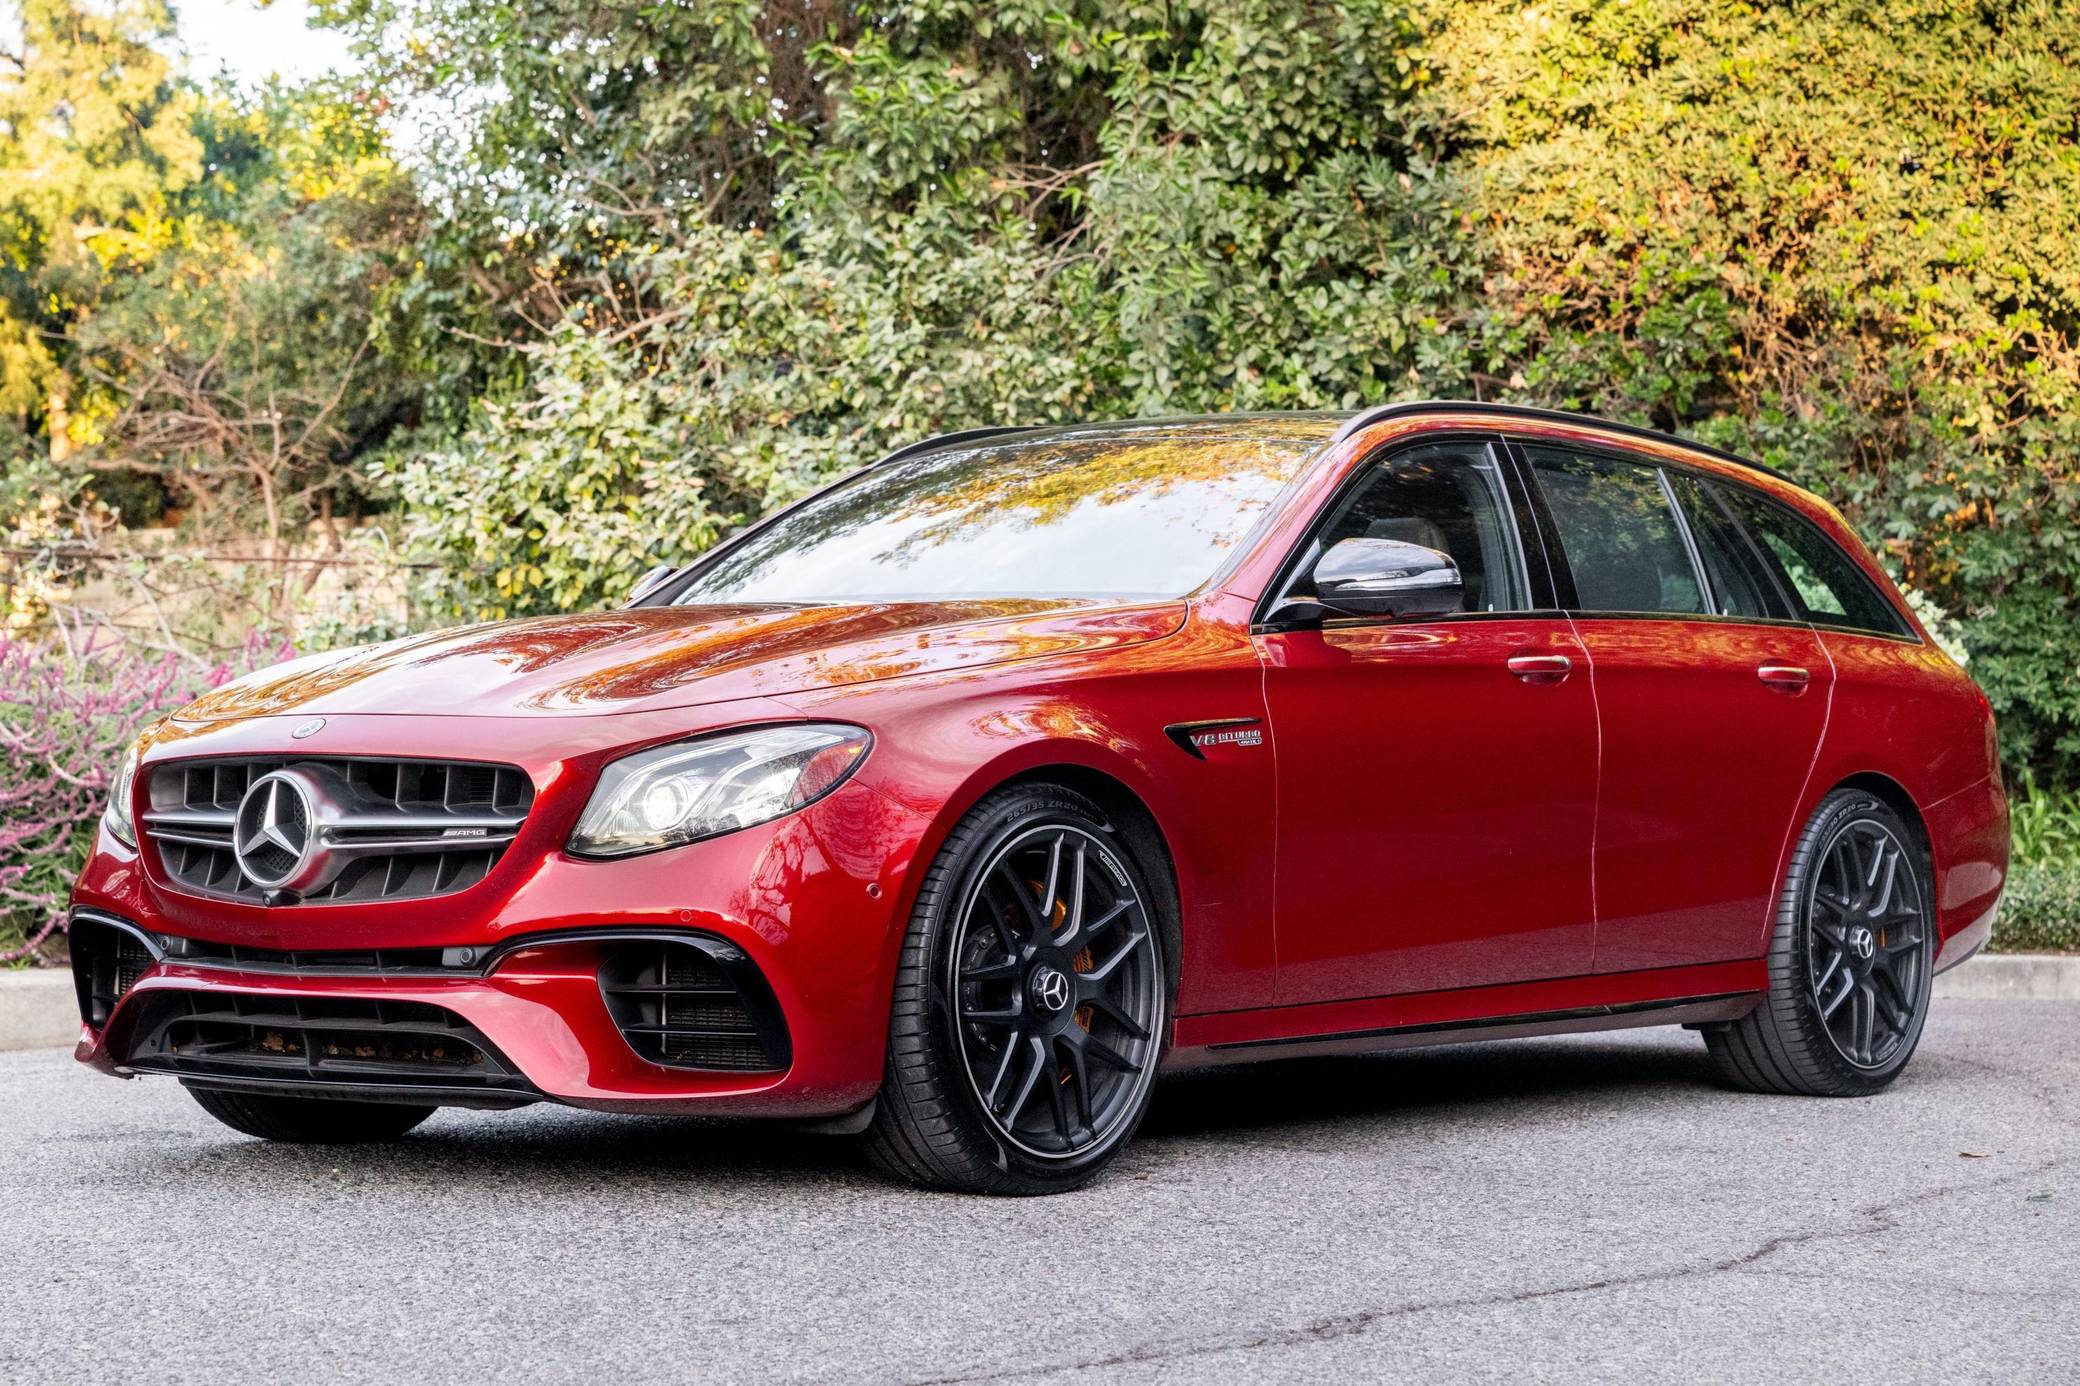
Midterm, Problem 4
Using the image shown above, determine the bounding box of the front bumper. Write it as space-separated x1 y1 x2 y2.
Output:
68 764 934 1118
73 916 818 1114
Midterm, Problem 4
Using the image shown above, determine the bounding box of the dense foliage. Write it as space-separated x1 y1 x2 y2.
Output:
1996 862 2080 954
322 0 2080 779
5 0 2080 955
2 0 419 549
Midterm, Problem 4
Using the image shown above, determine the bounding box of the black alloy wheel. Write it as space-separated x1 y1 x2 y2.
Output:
1703 789 1937 1096
949 821 1163 1159
1805 814 1930 1069
867 783 1170 1194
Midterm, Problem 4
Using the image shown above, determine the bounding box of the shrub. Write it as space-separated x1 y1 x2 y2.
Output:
342 0 2080 785
2009 777 2080 870
1992 860 2080 955
0 622 288 964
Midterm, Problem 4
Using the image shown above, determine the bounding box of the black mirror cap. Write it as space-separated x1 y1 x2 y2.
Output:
1311 537 1464 620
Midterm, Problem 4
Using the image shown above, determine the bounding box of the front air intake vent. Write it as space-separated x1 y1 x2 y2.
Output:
597 938 790 1073
141 756 533 906
69 913 160 1027
121 991 536 1105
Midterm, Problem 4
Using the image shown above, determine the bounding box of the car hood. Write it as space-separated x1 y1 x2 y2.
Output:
173 599 1186 722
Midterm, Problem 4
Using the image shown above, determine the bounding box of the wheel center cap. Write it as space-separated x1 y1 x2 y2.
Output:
1847 926 1876 963
1029 965 1072 1015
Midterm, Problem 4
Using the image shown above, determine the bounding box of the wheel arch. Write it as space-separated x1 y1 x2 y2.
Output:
1831 770 1933 861
991 762 1186 1005
1761 769 1935 960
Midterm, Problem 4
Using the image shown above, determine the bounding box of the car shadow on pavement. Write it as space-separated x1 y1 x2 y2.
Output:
1138 1034 1724 1143
118 1032 1726 1194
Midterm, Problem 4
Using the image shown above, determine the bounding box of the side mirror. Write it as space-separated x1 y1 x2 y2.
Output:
624 563 679 606
1310 537 1463 620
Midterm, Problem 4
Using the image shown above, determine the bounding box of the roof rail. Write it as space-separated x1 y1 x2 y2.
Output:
873 425 1034 467
1327 401 1796 486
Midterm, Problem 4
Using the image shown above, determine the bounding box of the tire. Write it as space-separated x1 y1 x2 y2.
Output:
184 1084 436 1142
1704 788 1936 1096
866 783 1172 1194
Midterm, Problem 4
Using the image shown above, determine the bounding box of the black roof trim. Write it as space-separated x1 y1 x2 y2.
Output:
1327 401 1797 487
873 425 1035 466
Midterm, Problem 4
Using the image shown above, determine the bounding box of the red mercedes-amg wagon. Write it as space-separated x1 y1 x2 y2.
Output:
68 404 2009 1193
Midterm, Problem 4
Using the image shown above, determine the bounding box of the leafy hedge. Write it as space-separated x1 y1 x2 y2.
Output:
330 0 2080 786
1993 860 2080 955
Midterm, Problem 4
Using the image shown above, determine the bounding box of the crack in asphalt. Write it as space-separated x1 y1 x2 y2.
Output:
918 1156 2066 1385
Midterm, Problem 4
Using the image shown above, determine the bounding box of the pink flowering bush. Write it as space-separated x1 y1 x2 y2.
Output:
0 624 290 964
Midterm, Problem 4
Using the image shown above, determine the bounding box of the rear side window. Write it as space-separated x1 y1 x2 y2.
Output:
1666 473 1790 621
1713 484 1911 637
1523 447 1705 615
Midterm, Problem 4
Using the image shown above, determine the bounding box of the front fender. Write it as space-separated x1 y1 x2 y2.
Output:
778 625 1278 1014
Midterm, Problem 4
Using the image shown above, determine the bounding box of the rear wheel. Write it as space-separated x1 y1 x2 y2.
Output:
1704 788 1935 1095
867 783 1170 1194
184 1084 436 1142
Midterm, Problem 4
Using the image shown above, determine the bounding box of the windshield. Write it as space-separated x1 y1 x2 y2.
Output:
674 423 1322 604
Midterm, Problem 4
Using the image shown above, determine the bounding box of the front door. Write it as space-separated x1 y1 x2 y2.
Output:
1257 439 1599 1004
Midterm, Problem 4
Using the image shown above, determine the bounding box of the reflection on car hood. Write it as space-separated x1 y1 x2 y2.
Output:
172 599 1187 721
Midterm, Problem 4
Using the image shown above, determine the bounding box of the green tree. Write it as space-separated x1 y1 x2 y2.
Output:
0 0 201 460
73 81 421 553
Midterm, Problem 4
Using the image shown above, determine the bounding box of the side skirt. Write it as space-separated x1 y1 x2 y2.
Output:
1166 959 1764 1067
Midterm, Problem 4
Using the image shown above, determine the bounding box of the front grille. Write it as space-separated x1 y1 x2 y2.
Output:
122 991 534 1101
70 914 159 1027
142 756 532 905
598 940 790 1073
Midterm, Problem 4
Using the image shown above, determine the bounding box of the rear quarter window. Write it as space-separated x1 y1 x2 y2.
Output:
1712 483 1912 638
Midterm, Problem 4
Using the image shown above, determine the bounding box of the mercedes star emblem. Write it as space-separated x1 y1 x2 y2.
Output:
1030 966 1071 1014
233 770 315 890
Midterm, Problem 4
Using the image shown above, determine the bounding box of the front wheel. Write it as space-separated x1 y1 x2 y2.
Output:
866 783 1171 1194
184 1084 436 1142
1704 789 1936 1096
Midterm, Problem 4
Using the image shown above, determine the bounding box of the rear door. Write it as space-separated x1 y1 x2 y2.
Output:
1257 438 1599 1003
1514 443 1832 973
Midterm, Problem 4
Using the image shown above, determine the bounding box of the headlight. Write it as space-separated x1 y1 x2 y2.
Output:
568 723 871 858
105 742 141 847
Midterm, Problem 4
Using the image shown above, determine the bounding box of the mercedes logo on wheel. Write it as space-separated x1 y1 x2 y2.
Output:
233 770 317 891
1847 925 1876 962
1030 966 1071 1015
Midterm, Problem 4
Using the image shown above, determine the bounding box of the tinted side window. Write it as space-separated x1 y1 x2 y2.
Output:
1667 473 1789 621
1298 441 1529 614
1524 447 1705 615
1714 485 1911 636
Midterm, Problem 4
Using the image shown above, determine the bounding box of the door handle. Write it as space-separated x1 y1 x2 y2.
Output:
1507 653 1573 684
1758 664 1811 692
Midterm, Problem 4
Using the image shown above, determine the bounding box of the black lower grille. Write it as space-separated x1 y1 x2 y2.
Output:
122 991 535 1102
70 914 160 1027
598 939 790 1073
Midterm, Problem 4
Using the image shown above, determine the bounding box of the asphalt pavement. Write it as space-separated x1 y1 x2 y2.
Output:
2 999 2073 1384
